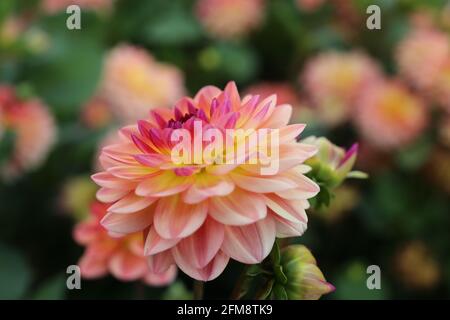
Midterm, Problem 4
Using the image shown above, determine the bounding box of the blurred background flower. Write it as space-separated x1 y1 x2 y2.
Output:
99 44 186 124
394 241 441 291
354 81 427 150
301 51 383 128
0 85 56 179
74 201 177 286
195 0 265 40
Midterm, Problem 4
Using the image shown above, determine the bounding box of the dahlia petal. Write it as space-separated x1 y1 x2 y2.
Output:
264 194 308 224
131 134 154 154
78 252 108 279
172 249 229 281
108 165 156 180
109 250 148 281
102 143 139 165
147 108 174 128
281 168 320 198
209 189 267 225
101 209 153 234
260 104 292 128
96 187 129 203
133 154 168 168
154 195 208 239
135 171 193 197
279 124 306 143
172 218 224 269
92 172 136 190
107 193 157 214
144 227 180 255
223 81 241 110
230 170 297 193
143 265 177 286
272 211 307 238
147 250 174 274
182 175 235 204
205 163 240 175
118 125 139 141
73 221 98 245
194 85 221 105
276 143 318 172
151 110 168 128
222 217 276 264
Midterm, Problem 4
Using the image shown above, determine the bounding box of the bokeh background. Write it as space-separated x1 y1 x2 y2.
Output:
1 0 450 299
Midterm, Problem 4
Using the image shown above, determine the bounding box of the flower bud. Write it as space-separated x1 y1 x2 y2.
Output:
303 136 365 189
279 245 334 300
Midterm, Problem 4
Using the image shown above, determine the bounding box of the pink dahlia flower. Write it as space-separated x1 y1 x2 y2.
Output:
354 81 428 150
100 44 185 124
92 81 319 281
74 201 177 286
195 0 265 40
302 51 383 127
0 85 56 178
42 0 113 14
396 27 450 91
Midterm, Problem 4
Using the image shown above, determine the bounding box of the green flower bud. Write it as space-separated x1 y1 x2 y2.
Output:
303 136 366 189
280 245 335 300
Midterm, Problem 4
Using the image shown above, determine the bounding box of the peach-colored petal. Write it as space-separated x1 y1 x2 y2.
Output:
272 211 307 238
264 194 308 224
230 170 298 193
96 187 130 203
79 253 109 279
260 104 292 128
108 165 157 180
73 221 98 245
92 172 136 190
154 195 208 239
143 265 178 286
107 193 157 214
172 218 224 269
173 249 229 281
101 209 153 234
147 250 175 274
135 170 193 197
109 250 148 281
222 217 276 264
279 123 306 143
209 189 267 225
182 175 235 204
144 227 180 255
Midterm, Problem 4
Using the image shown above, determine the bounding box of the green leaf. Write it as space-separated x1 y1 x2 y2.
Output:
272 283 288 300
273 266 288 285
256 279 274 300
246 265 263 277
142 8 203 45
0 243 32 299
